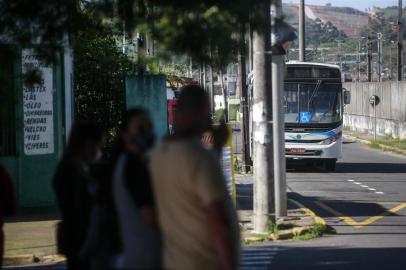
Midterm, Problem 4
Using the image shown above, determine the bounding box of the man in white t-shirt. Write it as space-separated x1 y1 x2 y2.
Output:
150 85 240 270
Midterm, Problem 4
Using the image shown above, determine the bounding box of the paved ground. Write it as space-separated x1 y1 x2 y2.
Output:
7 139 406 269
237 139 406 270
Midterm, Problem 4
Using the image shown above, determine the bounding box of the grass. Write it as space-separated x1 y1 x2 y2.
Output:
368 138 406 152
375 138 406 151
292 223 326 241
368 142 381 149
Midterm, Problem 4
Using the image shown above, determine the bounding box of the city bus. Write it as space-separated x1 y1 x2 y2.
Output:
284 62 351 171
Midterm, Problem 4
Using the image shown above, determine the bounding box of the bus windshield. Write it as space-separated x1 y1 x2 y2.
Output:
284 82 342 124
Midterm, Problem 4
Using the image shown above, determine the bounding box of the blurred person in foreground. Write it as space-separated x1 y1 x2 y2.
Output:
112 108 162 269
150 85 240 270
0 164 16 268
53 122 105 270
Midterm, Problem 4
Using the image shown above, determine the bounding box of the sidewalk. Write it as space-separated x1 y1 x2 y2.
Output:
344 129 406 156
235 174 327 242
3 208 63 266
3 175 326 266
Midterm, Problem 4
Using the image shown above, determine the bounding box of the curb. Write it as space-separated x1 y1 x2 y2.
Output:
288 198 327 227
3 254 66 267
344 134 406 156
243 199 327 243
3 254 39 266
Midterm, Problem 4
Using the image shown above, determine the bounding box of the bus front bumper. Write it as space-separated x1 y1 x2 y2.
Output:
285 138 342 160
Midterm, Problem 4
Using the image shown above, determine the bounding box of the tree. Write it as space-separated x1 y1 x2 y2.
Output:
73 10 136 149
0 0 267 68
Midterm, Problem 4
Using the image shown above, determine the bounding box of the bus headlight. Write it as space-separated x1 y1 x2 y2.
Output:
320 132 342 145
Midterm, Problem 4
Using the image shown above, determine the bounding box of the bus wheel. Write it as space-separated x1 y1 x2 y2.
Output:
325 159 336 172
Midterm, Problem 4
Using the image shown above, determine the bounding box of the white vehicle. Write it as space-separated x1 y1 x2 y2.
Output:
284 62 351 171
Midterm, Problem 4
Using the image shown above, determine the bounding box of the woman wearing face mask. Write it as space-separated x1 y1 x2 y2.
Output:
53 122 105 270
112 108 162 269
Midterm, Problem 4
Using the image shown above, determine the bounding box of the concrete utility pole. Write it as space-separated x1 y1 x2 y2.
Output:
189 57 193 78
253 0 274 233
378 33 383 82
358 40 362 81
299 0 306 62
271 0 287 219
238 25 252 173
367 16 373 82
209 65 215 115
219 70 229 121
398 0 403 81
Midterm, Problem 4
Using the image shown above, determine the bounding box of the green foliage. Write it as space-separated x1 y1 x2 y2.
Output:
73 10 136 149
305 18 347 47
1 0 269 68
228 104 239 121
292 223 326 241
374 138 406 151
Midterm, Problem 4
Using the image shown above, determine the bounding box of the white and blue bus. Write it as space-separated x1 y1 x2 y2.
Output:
284 62 351 171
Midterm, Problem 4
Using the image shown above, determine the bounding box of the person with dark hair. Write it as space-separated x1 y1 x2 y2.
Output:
0 164 16 268
112 108 162 269
150 85 240 270
53 122 105 270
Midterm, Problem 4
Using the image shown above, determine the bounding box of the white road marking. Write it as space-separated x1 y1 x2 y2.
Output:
347 180 384 195
240 246 278 270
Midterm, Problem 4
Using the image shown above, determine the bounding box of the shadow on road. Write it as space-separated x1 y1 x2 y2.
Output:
336 162 406 174
271 246 406 270
288 192 400 218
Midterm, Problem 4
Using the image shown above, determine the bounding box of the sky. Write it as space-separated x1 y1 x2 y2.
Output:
283 0 399 11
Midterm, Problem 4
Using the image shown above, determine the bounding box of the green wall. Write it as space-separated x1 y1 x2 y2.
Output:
0 48 65 207
125 75 168 139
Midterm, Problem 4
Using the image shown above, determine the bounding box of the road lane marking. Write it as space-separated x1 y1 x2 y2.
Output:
315 201 406 229
347 180 384 194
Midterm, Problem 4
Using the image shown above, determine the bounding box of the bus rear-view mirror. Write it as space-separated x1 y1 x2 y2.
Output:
343 89 351 105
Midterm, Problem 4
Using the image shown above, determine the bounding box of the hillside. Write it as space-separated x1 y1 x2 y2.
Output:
283 4 368 37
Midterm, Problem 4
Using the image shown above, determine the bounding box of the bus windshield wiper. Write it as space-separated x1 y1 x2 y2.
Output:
307 80 322 112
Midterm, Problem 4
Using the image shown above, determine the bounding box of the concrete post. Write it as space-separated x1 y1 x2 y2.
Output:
398 0 403 81
209 64 215 116
253 0 274 233
271 0 287 219
378 33 382 82
63 38 74 141
368 16 373 82
299 0 306 62
238 25 252 173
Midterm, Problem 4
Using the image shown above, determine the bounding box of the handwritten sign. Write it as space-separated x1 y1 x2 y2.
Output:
22 49 54 155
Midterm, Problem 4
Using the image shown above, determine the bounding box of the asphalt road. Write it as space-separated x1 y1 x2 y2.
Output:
270 140 406 270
